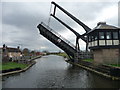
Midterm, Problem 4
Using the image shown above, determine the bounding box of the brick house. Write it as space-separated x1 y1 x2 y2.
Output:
2 44 22 62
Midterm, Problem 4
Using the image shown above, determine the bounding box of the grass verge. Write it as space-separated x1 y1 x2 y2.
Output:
108 64 120 67
83 59 93 62
0 62 29 71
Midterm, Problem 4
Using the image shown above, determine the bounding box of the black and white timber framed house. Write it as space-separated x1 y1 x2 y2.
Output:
88 22 120 49
87 22 120 64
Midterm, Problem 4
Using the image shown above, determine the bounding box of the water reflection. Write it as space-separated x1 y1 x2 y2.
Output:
2 55 120 88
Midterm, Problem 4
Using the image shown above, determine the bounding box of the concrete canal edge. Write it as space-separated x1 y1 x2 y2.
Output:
0 55 42 76
66 61 120 80
0 61 36 76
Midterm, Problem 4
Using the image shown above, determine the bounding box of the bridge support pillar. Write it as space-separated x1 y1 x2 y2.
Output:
74 53 79 63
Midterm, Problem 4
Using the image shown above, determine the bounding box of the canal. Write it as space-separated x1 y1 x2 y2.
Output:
2 55 120 88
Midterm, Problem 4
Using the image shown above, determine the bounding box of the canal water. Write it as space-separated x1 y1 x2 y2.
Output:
2 55 120 88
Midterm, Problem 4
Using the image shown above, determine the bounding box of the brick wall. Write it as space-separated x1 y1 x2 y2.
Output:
93 48 120 65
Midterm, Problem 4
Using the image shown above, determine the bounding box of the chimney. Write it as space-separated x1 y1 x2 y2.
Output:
97 22 106 26
3 44 6 52
17 46 20 49
3 44 5 48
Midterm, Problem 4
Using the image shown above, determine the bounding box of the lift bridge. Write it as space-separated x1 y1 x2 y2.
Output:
37 2 92 62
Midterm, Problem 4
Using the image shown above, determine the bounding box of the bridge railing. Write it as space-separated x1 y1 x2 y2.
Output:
41 22 76 49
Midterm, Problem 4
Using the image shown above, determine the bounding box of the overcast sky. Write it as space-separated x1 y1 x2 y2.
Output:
1 0 119 52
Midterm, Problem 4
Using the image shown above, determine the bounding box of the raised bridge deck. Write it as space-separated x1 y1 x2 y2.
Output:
37 22 79 59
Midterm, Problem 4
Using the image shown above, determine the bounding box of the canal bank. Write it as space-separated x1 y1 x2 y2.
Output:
55 53 120 80
0 55 41 76
2 55 120 88
1 61 36 76
65 59 120 81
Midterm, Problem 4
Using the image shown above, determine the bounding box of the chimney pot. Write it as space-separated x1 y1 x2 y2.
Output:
97 22 106 26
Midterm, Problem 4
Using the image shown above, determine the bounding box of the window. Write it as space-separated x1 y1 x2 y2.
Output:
106 32 111 39
94 32 98 40
99 32 104 39
95 35 98 40
92 36 94 41
119 31 120 39
113 32 118 39
89 36 91 42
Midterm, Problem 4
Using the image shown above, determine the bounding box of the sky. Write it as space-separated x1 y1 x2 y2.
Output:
1 0 119 52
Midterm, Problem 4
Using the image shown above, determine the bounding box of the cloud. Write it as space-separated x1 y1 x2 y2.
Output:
118 1 120 27
1 1 119 52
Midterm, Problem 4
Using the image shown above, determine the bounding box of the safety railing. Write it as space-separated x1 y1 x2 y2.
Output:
41 22 76 49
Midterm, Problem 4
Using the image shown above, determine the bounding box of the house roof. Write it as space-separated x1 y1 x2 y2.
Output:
6 47 21 52
94 22 118 29
87 22 120 34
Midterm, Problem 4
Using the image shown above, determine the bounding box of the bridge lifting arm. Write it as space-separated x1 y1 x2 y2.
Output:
51 2 90 51
51 14 87 42
51 14 87 51
51 1 91 33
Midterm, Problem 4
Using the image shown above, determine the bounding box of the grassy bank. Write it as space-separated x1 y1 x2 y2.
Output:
0 63 1 71
83 59 93 62
107 64 120 67
0 62 29 71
